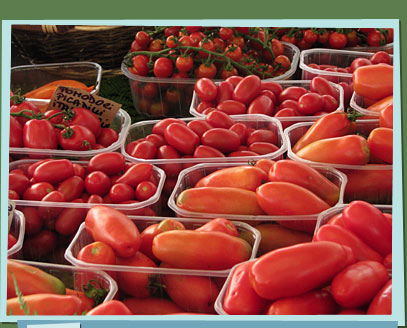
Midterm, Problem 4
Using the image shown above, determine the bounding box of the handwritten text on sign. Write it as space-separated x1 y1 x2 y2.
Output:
47 86 122 128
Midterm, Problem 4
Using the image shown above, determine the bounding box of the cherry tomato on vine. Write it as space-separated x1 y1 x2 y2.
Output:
195 63 217 79
175 56 193 73
153 57 173 78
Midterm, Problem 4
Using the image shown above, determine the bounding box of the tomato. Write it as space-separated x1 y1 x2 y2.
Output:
162 264 219 313
23 182 54 201
228 150 259 157
367 95 393 114
130 55 149 76
36 190 66 220
367 127 392 164
249 241 355 300
141 82 158 99
164 123 200 155
157 145 183 178
321 94 339 113
331 261 389 308
349 58 372 73
23 119 58 149
175 55 193 73
267 289 338 315
83 171 111 196
23 230 57 260
310 76 339 100
224 44 243 62
176 187 264 215
367 29 386 47
342 201 392 257
8 190 19 200
190 31 205 45
123 297 182 315
58 125 96 151
9 173 29 196
303 29 318 44
220 66 238 80
314 224 383 262
229 123 248 145
232 75 261 105
153 230 251 270
195 166 267 192
153 57 173 78
115 252 157 297
127 140 157 159
256 182 330 216
205 110 236 129
9 116 23 148
77 241 116 266
213 81 233 104
278 87 308 103
254 158 275 174
201 128 240 153
380 104 393 129
271 38 285 57
149 39 164 52
281 34 296 44
32 159 74 184
68 107 102 138
116 163 153 188
152 118 187 136
223 261 268 315
85 205 141 258
193 145 226 158
197 39 215 58
246 95 273 116
215 100 246 115
135 181 157 201
268 160 340 206
19 206 42 235
296 135 370 165
54 199 86 235
353 64 393 100
247 129 277 146
87 152 126 176
296 92 323 115
317 31 330 45
196 218 238 237
55 175 84 201
329 32 347 49
195 63 217 79
86 300 133 315
10 100 41 126
273 55 291 70
164 26 181 37
367 279 392 315
109 183 135 203
229 35 245 49
248 142 279 156
187 120 213 138
219 27 234 40
195 101 214 114
226 75 244 88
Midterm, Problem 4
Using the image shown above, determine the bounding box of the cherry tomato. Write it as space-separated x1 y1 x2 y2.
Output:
303 29 318 44
367 30 386 47
329 32 347 49
216 100 246 115
109 183 135 203
8 190 19 200
116 163 153 188
247 95 273 116
149 39 164 52
10 101 41 126
152 118 186 136
195 63 217 79
219 27 234 40
215 81 234 103
55 199 87 235
87 152 126 176
193 145 226 158
297 92 324 115
205 110 236 129
20 206 42 235
350 58 372 73
229 123 248 145
220 66 239 79
96 128 118 147
321 95 339 112
153 57 173 78
164 123 200 155
187 120 213 138
278 86 308 103
135 181 157 201
226 75 244 88
131 55 149 76
135 31 151 47
23 182 54 201
247 129 277 146
232 75 261 105
37 190 66 220
175 55 193 73
201 128 240 153
84 171 111 196
370 51 392 65
9 173 29 196
57 175 85 201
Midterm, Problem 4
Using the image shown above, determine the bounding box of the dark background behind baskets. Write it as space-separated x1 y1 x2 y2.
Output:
11 25 143 70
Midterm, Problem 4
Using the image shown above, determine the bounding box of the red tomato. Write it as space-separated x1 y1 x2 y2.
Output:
370 51 392 65
8 190 19 200
153 57 173 78
310 77 339 100
219 27 233 40
55 199 87 235
247 129 277 146
229 123 248 145
367 279 392 315
96 128 118 148
216 100 246 115
33 159 74 184
194 78 217 102
350 58 372 73
195 101 214 114
164 123 200 155
205 110 236 129
8 234 18 249
249 142 279 155
68 107 102 138
196 218 239 237
9 116 23 148
10 101 41 126
193 145 226 158
331 261 389 308
109 183 135 203
279 99 298 110
224 44 243 62
247 95 273 116
198 39 216 58
58 125 96 151
9 173 29 196
23 230 57 260
353 64 393 100
322 95 339 112
135 181 157 201
195 63 217 79
72 163 85 179
187 120 213 138
127 140 157 159
278 86 308 103
23 182 54 201
116 163 153 188
85 171 111 196
23 119 58 149
201 128 240 153
367 29 386 47
329 32 347 49
380 104 393 129
87 152 126 176
303 29 318 44
215 81 234 104
157 145 183 178
57 175 85 201
226 76 244 88
152 118 187 136
249 241 355 300
37 191 66 220
175 55 193 73
86 300 133 315
297 92 324 115
77 241 116 265
342 201 392 257
20 207 42 235
367 127 393 164
232 75 261 105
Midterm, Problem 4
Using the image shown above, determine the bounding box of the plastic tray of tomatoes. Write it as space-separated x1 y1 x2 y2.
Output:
121 42 300 119
167 162 347 224
7 210 25 258
6 259 118 316
285 120 392 205
10 62 102 103
9 100 131 159
350 92 394 118
189 79 344 128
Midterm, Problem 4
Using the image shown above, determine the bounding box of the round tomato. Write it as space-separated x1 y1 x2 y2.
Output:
370 51 392 65
58 125 96 151
224 44 243 62
175 56 193 73
109 183 135 203
97 128 119 148
85 171 111 196
10 101 41 126
297 92 324 115
195 63 217 79
135 31 151 47
329 32 347 49
149 39 164 52
135 181 157 201
153 57 173 78
219 27 234 40
367 30 386 47
194 78 217 102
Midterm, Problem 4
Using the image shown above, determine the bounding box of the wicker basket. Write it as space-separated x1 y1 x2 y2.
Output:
12 25 145 70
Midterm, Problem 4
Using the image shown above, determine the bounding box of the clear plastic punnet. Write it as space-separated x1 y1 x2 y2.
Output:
7 210 25 258
121 42 300 118
189 80 344 127
121 114 287 171
300 48 393 84
167 162 347 223
9 100 131 159
350 91 388 118
6 260 118 306
65 217 261 277
11 61 102 101
346 42 394 54
9 159 166 213
285 120 392 204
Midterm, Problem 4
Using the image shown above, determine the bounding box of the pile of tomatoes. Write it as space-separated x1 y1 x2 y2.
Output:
273 27 394 50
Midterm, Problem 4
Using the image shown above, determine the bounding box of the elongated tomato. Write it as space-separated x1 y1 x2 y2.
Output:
353 64 393 100
249 241 356 300
7 260 66 299
176 187 265 215
256 182 330 215
194 166 268 191
367 127 393 164
296 135 370 165
152 230 252 270
292 112 354 153
268 160 340 206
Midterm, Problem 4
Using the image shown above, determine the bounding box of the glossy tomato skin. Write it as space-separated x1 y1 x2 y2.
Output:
217 100 247 115
367 127 393 164
232 75 261 105
367 279 392 315
201 128 240 153
37 191 66 220
164 123 200 155
55 199 87 235
116 163 153 188
9 116 23 147
85 171 111 196
58 125 96 151
249 241 356 300
123 297 182 315
342 201 392 257
85 205 141 258
23 119 58 149
187 120 213 138
97 128 119 147
33 159 74 184
68 107 102 138
9 173 29 196
216 81 234 103
152 118 186 136
247 95 274 116
266 289 338 315
223 261 268 315
278 87 308 103
331 261 389 308
196 218 239 237
23 182 54 201
23 230 57 260
127 140 157 159
135 181 157 201
194 78 217 102
353 64 393 100
205 110 236 129
153 57 173 78
57 175 85 201
86 300 133 315
156 145 183 178
379 104 393 129
20 206 42 235
229 123 248 145
247 129 277 146
152 230 252 270
77 241 116 265
87 152 126 176
297 93 323 115
193 145 225 158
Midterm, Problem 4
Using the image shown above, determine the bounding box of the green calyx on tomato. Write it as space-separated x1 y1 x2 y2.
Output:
82 280 109 307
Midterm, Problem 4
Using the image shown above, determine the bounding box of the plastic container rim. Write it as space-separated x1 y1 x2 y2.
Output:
7 210 25 258
349 91 381 117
